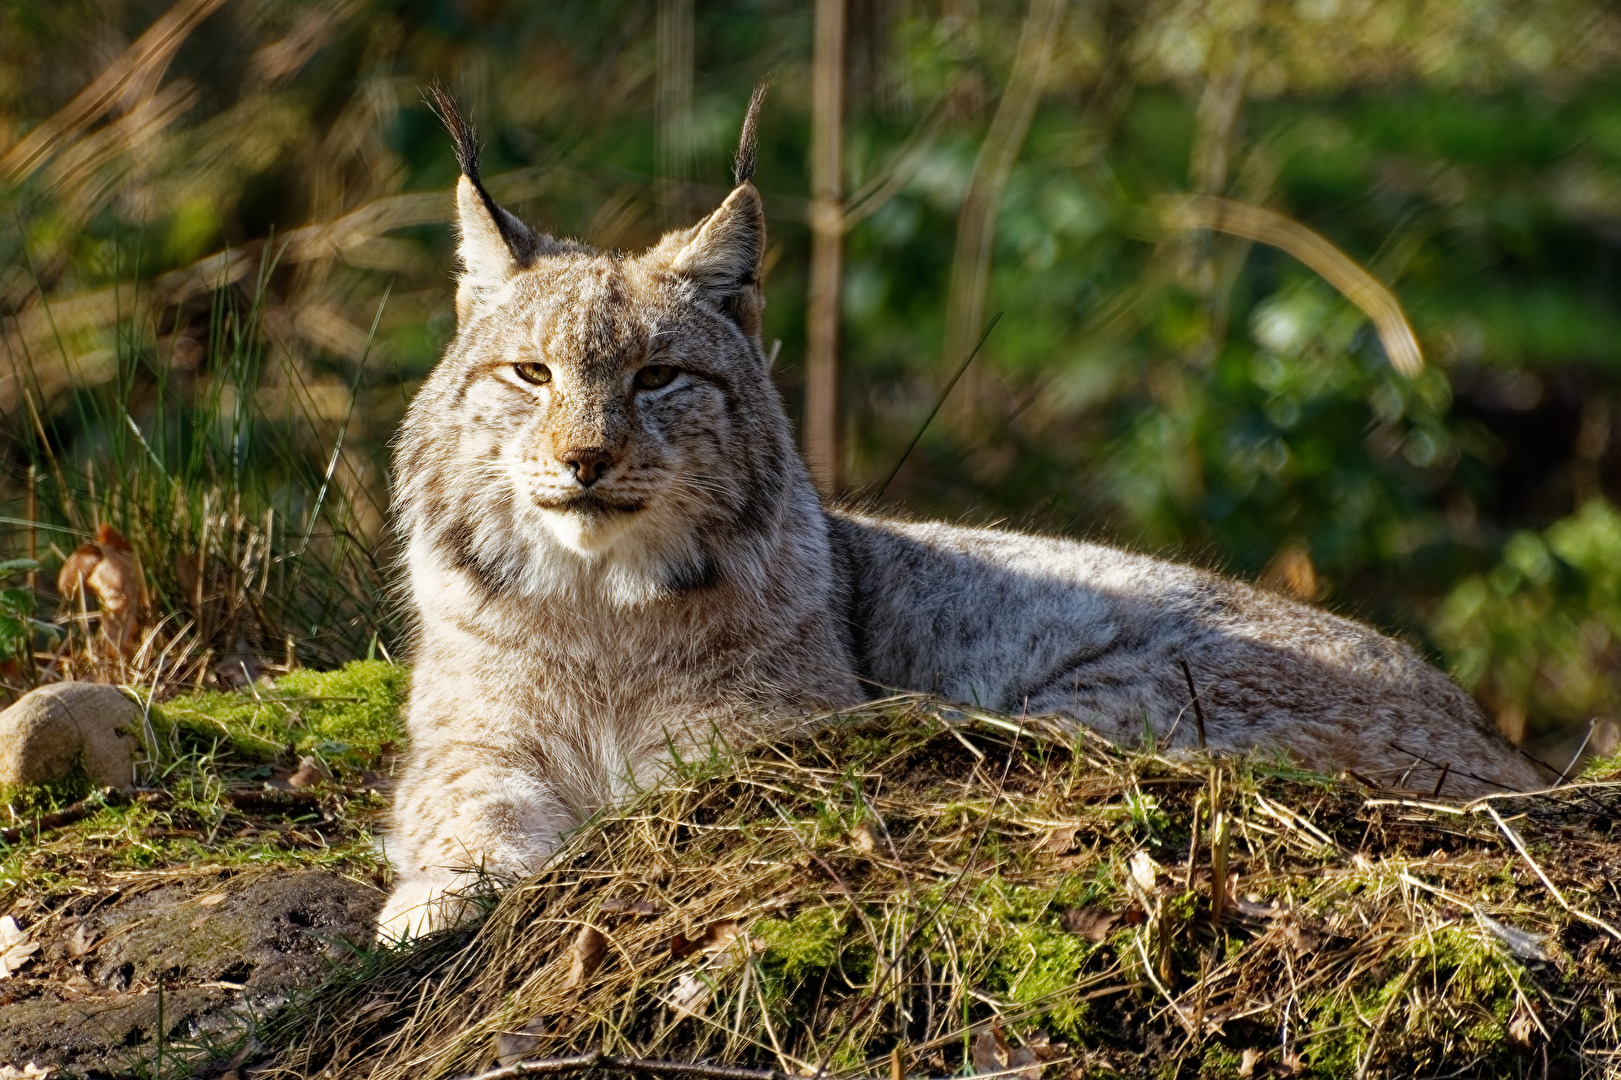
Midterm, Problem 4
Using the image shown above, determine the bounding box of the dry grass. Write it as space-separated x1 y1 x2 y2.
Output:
254 701 1621 1080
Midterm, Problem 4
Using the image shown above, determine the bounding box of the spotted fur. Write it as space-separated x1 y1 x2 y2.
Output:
377 91 1546 939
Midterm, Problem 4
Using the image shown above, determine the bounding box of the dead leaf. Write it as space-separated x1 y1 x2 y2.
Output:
287 756 329 788
196 892 228 907
58 525 143 656
1060 906 1119 943
0 917 38 978
565 925 607 988
671 919 739 960
1237 1048 1263 1077
189 913 211 929
1129 850 1158 895
1278 1050 1305 1076
600 899 660 916
1280 916 1322 955
1045 826 1079 854
495 1016 549 1066
970 1023 1055 1079
65 922 95 958
0 1063 53 1080
1508 998 1540 1046
667 970 711 1016
971 1023 1009 1075
851 821 878 853
1006 1029 1063 1080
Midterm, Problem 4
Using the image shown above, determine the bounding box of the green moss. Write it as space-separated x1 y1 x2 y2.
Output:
150 660 408 769
755 906 846 986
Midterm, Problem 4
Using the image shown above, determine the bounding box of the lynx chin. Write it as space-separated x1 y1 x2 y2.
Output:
377 87 1546 940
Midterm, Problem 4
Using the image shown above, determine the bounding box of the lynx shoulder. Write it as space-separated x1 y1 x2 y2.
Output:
377 90 1545 940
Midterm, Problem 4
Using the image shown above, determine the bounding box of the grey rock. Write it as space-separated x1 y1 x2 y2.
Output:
0 682 142 790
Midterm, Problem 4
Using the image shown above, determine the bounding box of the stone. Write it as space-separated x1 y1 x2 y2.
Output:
0 682 142 791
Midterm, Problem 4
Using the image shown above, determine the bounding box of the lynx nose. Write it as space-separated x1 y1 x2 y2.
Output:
561 447 613 487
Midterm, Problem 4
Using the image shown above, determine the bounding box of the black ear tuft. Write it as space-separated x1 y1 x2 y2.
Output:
425 82 481 182
733 82 768 187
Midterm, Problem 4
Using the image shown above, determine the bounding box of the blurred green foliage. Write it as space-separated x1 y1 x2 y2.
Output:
1 0 1619 746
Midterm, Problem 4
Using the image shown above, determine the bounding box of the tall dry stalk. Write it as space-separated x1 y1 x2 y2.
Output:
804 0 846 495
941 0 1066 434
0 0 228 185
656 0 696 227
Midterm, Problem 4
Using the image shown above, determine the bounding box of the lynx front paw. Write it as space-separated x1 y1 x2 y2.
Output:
375 873 481 944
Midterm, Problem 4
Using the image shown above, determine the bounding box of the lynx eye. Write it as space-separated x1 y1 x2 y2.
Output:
634 364 679 391
513 361 552 386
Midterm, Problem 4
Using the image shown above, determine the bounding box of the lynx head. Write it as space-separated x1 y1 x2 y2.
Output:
396 86 817 607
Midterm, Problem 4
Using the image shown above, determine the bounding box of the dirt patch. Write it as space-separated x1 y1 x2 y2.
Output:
0 869 383 1076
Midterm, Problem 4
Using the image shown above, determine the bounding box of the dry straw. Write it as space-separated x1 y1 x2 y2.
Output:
262 701 1621 1079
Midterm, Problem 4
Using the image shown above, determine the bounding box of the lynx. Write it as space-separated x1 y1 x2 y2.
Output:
377 89 1546 940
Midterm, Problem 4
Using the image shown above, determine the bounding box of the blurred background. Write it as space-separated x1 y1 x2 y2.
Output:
2 0 1619 761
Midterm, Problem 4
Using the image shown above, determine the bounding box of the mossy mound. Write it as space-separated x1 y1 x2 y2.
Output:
251 703 1621 1080
147 660 409 774
2 661 406 910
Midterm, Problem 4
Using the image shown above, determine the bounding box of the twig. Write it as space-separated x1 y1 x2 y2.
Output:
0 788 124 845
1355 958 1420 1080
874 313 1002 500
1133 932 1195 1036
1178 660 1208 749
1482 803 1621 942
465 1052 786 1080
1559 720 1597 785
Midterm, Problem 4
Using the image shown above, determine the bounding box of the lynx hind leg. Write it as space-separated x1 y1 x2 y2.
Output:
376 752 578 943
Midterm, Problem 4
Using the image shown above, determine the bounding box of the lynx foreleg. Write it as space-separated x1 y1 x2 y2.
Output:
377 747 577 942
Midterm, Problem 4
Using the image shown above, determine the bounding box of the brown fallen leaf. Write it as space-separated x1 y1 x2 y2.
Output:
65 922 95 959
0 917 39 978
850 821 878 853
1237 1048 1263 1077
1508 998 1540 1047
1008 1029 1064 1080
600 899 660 916
970 1023 1056 1080
495 1016 549 1066
287 756 329 788
667 970 711 1016
196 892 228 907
670 919 740 960
1060 906 1119 943
58 524 144 656
971 1023 1009 1076
565 925 607 988
1045 826 1079 854
1280 916 1322 955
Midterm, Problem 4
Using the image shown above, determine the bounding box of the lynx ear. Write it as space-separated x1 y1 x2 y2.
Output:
657 85 769 341
426 85 549 323
666 185 766 336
